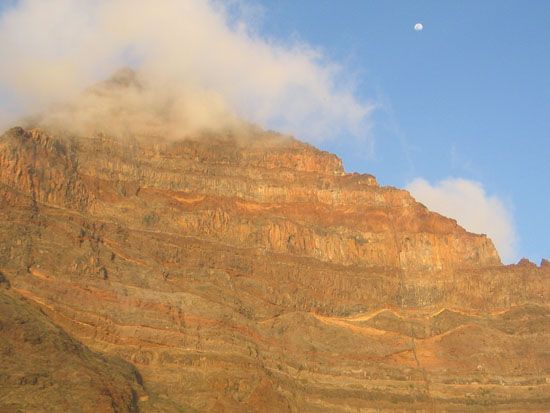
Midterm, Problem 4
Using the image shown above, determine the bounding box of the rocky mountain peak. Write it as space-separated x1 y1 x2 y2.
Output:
0 93 547 411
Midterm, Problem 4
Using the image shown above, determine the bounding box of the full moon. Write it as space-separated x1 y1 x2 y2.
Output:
414 23 423 31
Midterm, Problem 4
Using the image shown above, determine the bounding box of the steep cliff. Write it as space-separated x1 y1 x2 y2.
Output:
0 125 548 412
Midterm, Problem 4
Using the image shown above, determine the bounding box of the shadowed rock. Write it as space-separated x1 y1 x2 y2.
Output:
0 289 144 413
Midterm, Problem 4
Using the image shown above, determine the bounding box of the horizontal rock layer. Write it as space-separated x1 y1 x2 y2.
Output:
0 126 548 412
0 285 144 413
1 127 500 271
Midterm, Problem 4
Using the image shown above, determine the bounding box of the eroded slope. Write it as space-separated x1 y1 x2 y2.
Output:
0 282 144 413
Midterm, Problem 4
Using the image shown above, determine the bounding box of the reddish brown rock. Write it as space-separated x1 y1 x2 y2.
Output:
0 125 548 412
0 288 144 413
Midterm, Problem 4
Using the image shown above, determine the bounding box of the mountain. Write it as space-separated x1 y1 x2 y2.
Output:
0 282 144 412
0 82 548 411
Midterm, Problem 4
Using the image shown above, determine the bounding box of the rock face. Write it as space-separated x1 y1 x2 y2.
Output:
0 286 144 413
0 125 548 412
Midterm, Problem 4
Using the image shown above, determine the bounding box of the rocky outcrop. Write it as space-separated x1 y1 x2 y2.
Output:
0 127 92 210
1 127 500 272
0 125 548 412
0 288 144 412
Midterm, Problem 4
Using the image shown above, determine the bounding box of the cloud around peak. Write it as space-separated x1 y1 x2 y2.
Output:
0 0 373 141
406 177 517 263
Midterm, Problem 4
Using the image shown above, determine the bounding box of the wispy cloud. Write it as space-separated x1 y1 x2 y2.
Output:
0 0 373 141
407 177 517 263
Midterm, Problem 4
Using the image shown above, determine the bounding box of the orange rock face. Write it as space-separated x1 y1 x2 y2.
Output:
0 126 548 411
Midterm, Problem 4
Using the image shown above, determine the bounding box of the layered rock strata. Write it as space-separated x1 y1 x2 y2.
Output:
0 126 548 411
0 284 144 412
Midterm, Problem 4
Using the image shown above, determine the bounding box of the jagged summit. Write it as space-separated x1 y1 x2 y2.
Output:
83 67 143 98
21 67 244 140
103 67 141 88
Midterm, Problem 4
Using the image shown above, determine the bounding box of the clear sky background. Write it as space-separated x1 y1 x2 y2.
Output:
256 0 549 264
0 0 548 263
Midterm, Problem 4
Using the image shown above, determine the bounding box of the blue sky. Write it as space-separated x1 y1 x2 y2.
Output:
256 0 549 263
0 0 547 263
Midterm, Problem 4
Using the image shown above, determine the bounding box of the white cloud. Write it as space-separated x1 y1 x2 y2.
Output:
0 0 373 141
406 177 517 263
